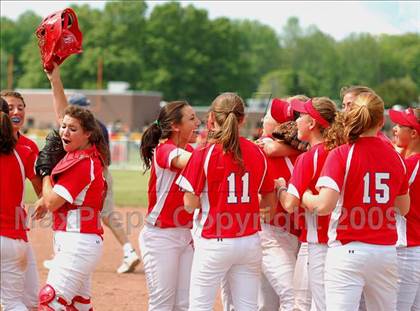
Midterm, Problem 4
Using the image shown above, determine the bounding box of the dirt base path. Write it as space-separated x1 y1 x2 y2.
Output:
29 207 224 310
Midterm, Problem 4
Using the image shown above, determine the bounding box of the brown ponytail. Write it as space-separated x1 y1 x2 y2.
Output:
0 111 16 154
345 92 384 143
140 101 189 171
209 93 245 167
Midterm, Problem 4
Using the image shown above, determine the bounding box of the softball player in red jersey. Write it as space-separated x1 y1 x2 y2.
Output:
139 101 200 311
257 99 300 311
277 97 345 311
0 108 40 311
390 108 420 310
177 93 276 311
2 92 42 310
33 106 109 310
302 92 410 311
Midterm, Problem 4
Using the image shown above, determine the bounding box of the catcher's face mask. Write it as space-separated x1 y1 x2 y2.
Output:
36 8 83 71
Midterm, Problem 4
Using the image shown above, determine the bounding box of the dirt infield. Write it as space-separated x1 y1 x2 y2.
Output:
29 207 223 310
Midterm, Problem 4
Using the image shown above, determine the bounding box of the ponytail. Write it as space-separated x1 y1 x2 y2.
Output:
344 92 384 144
210 93 245 167
140 123 162 170
0 112 16 154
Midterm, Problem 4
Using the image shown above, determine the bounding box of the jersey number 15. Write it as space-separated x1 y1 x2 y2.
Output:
362 172 390 204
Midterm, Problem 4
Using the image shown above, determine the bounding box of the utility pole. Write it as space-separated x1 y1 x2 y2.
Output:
96 56 104 112
7 54 14 89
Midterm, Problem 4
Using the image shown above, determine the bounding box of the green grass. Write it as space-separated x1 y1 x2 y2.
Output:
25 169 150 207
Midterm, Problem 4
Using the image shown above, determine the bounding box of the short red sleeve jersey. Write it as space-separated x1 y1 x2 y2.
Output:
146 140 194 228
259 136 298 233
288 143 330 243
51 146 105 235
17 133 39 155
317 137 409 246
177 137 274 239
396 153 420 247
0 144 37 241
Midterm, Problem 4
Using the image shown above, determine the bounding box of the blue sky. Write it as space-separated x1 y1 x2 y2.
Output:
1 1 418 40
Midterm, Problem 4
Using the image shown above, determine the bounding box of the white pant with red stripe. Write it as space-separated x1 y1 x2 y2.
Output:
1 236 29 311
325 242 397 311
139 224 193 311
308 243 328 311
46 231 103 307
189 233 262 311
258 224 299 311
397 246 420 311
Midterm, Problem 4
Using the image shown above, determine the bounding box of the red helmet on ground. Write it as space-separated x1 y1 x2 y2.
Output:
36 8 83 71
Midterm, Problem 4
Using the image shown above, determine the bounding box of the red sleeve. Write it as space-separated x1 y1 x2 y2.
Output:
177 147 208 196
156 143 189 171
53 159 92 203
288 151 315 199
316 147 346 193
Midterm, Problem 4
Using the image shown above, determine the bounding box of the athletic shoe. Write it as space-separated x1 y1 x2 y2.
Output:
116 250 140 274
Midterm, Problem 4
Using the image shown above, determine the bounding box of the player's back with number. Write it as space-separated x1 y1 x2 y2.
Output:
194 137 270 238
324 137 407 245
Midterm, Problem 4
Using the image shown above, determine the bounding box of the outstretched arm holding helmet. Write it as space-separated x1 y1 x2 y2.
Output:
45 63 68 124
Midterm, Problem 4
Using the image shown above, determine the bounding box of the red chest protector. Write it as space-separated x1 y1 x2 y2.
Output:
51 148 94 181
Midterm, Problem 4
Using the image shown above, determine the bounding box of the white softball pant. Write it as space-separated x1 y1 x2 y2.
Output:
308 243 328 311
189 233 262 311
397 246 420 311
1 236 29 311
23 244 39 310
293 242 313 311
139 224 193 311
46 231 103 307
325 242 397 311
259 224 299 311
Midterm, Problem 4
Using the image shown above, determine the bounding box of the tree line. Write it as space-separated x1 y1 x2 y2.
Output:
1 0 419 107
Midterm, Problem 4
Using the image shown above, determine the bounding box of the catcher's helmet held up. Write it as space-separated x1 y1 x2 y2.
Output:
36 8 83 71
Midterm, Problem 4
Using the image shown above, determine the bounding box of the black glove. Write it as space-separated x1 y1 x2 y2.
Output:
36 129 66 178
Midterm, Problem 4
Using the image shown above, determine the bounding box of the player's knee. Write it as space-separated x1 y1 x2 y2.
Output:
38 284 70 310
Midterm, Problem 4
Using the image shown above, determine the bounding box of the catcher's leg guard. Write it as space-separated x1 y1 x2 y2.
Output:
38 284 70 310
70 295 92 311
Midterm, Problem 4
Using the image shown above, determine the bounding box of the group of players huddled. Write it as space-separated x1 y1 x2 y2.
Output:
1 62 419 311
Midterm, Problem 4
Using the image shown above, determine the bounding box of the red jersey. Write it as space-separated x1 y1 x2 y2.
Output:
17 133 39 154
51 146 105 236
317 137 409 246
396 153 420 247
377 130 393 147
177 137 274 239
288 143 330 243
0 145 37 241
146 139 194 228
260 136 298 234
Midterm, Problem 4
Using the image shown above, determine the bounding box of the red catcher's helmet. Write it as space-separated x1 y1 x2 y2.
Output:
36 8 83 71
